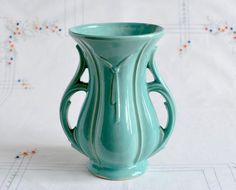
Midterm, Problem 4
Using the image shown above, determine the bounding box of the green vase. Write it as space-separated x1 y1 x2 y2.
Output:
60 22 176 180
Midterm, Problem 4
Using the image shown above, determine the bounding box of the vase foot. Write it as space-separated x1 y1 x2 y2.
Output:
88 160 147 180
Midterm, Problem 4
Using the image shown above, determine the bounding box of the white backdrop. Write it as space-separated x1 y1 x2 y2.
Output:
0 0 236 189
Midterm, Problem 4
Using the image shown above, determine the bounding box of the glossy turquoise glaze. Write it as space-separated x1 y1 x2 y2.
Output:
60 23 176 180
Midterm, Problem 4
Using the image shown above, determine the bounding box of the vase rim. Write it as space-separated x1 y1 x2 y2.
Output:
69 22 164 40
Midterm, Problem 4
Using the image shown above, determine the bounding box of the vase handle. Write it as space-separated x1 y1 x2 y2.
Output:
147 47 176 155
59 45 88 155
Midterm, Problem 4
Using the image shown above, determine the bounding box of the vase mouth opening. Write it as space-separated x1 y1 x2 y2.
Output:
69 22 164 40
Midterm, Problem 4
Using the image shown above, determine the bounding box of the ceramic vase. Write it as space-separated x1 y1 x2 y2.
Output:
60 22 176 180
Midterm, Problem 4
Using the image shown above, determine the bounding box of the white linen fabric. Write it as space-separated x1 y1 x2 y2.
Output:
0 0 236 189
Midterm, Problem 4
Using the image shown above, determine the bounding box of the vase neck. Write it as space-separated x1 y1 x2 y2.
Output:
76 36 160 67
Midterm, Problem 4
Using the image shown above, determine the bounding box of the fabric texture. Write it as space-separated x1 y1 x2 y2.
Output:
0 0 236 189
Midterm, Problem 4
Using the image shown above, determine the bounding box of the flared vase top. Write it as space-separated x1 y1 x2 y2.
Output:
69 23 165 64
69 22 164 40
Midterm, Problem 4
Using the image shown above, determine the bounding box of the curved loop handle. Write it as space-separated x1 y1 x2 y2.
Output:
147 47 176 155
59 45 88 154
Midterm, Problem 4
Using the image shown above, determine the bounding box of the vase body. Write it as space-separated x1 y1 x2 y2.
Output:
60 23 175 180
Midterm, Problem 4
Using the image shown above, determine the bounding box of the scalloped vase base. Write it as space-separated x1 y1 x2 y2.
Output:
88 160 148 180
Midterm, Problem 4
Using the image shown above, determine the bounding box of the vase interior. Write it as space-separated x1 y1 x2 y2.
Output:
69 22 163 38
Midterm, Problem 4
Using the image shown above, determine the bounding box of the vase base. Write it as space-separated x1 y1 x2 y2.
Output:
88 160 148 180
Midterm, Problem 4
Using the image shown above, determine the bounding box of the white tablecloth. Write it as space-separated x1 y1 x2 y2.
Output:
0 0 236 189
